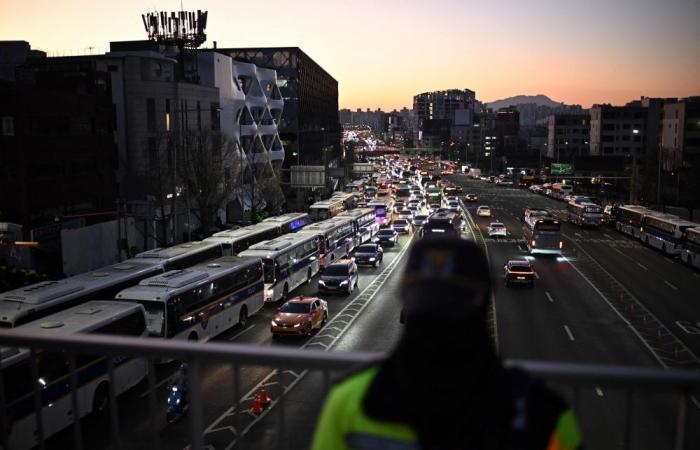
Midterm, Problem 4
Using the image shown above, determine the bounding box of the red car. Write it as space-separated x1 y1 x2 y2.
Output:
271 296 328 336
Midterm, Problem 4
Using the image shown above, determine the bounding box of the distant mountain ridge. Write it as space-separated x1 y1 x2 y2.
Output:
485 94 567 110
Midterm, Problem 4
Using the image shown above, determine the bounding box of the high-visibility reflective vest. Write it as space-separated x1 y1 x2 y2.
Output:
311 366 582 450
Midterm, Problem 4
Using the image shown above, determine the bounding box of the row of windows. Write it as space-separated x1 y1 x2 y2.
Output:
275 239 319 271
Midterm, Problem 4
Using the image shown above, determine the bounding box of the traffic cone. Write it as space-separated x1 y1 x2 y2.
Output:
259 386 271 407
250 394 263 414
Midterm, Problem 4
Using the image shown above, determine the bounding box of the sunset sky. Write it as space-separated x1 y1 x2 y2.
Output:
2 0 699 110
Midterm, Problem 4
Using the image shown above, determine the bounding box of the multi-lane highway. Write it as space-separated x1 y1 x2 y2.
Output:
44 174 700 450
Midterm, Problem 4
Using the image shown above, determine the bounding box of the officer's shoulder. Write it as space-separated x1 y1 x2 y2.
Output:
504 367 567 411
328 364 380 399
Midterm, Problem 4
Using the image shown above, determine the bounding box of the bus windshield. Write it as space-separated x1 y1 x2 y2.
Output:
262 258 276 283
132 301 165 337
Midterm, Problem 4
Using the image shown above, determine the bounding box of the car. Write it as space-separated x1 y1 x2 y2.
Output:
392 218 412 234
476 206 492 217
271 296 328 336
487 222 507 238
318 259 359 294
446 203 460 214
375 228 399 246
393 200 406 212
504 260 535 287
407 199 421 210
397 209 414 221
412 214 429 227
353 243 384 267
465 193 478 202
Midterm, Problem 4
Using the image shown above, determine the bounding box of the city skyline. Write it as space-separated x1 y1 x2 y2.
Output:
1 0 699 110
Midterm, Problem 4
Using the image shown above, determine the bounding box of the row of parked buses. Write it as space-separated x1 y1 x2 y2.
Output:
0 209 382 449
612 205 700 268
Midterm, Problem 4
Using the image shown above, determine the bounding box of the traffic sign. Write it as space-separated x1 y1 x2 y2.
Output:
551 163 573 175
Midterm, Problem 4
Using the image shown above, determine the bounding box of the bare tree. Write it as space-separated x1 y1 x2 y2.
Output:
146 132 179 247
178 130 238 235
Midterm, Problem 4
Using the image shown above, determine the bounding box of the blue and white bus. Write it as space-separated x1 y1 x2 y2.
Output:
0 258 163 328
1 301 148 450
297 217 356 269
567 201 604 227
133 240 224 271
115 256 264 341
239 233 321 302
640 214 698 256
681 227 700 269
337 208 378 246
204 222 283 255
261 212 312 233
614 205 655 239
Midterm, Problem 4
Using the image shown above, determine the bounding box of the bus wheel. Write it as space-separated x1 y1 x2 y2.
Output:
282 284 289 301
188 332 198 341
239 307 248 328
92 382 110 417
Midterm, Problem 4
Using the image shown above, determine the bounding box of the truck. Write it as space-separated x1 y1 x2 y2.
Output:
468 168 481 179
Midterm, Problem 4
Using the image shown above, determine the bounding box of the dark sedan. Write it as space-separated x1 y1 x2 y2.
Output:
375 228 399 246
354 243 384 267
504 260 535 287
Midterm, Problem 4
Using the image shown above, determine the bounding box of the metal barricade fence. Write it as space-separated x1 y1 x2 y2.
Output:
0 329 699 450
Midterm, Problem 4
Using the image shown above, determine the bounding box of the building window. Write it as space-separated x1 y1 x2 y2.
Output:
1 116 14 136
146 98 156 132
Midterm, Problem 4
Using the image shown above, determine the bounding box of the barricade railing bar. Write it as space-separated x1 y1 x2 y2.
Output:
0 330 699 450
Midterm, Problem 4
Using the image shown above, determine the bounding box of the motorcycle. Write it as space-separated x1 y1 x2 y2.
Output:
166 384 189 423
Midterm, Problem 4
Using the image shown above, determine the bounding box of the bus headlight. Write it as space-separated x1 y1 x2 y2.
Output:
266 289 274 298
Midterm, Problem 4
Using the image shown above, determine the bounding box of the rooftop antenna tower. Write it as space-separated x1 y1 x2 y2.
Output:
141 9 208 82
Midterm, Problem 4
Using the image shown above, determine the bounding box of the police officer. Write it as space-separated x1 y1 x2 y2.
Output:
311 236 582 450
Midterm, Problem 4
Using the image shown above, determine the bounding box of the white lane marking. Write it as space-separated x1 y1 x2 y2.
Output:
564 325 575 341
664 280 679 291
637 263 648 271
574 232 583 238
545 291 554 303
533 271 540 280
613 247 648 272
228 324 257 341
595 386 604 397
603 234 614 239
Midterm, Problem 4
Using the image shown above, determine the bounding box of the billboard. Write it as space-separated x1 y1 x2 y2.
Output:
550 163 573 175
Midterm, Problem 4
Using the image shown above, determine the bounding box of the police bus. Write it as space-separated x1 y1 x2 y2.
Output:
297 217 355 269
567 201 605 227
337 208 378 245
2 301 148 450
114 256 264 341
421 211 462 238
522 209 563 255
367 198 393 227
239 233 321 302
681 227 700 269
204 222 283 256
614 205 655 239
133 240 224 271
330 191 358 211
640 214 698 256
309 199 346 221
0 258 163 328
262 212 312 233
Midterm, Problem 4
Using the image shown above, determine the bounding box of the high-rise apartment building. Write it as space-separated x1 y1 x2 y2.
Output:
547 114 591 162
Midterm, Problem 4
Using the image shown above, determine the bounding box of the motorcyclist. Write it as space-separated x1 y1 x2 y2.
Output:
171 362 189 400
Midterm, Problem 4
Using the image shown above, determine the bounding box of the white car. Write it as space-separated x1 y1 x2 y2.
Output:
488 222 507 238
476 206 492 217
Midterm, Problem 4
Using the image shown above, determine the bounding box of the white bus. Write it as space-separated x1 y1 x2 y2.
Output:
614 205 655 239
115 256 264 341
2 301 148 450
337 208 378 245
0 258 163 328
640 214 698 255
297 217 355 269
261 212 312 233
204 222 283 255
330 191 358 211
522 210 563 255
368 198 393 227
134 240 224 271
309 199 346 221
567 202 604 227
239 233 321 302
681 227 700 269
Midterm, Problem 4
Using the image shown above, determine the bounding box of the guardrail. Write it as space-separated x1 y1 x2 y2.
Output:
1 330 699 450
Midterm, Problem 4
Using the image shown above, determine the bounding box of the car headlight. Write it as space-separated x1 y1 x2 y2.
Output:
271 320 277 326
339 280 349 286
293 322 302 328
369 257 376 261
318 280 326 286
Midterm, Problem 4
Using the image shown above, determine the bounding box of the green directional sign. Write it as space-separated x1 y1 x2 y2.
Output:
550 163 573 175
